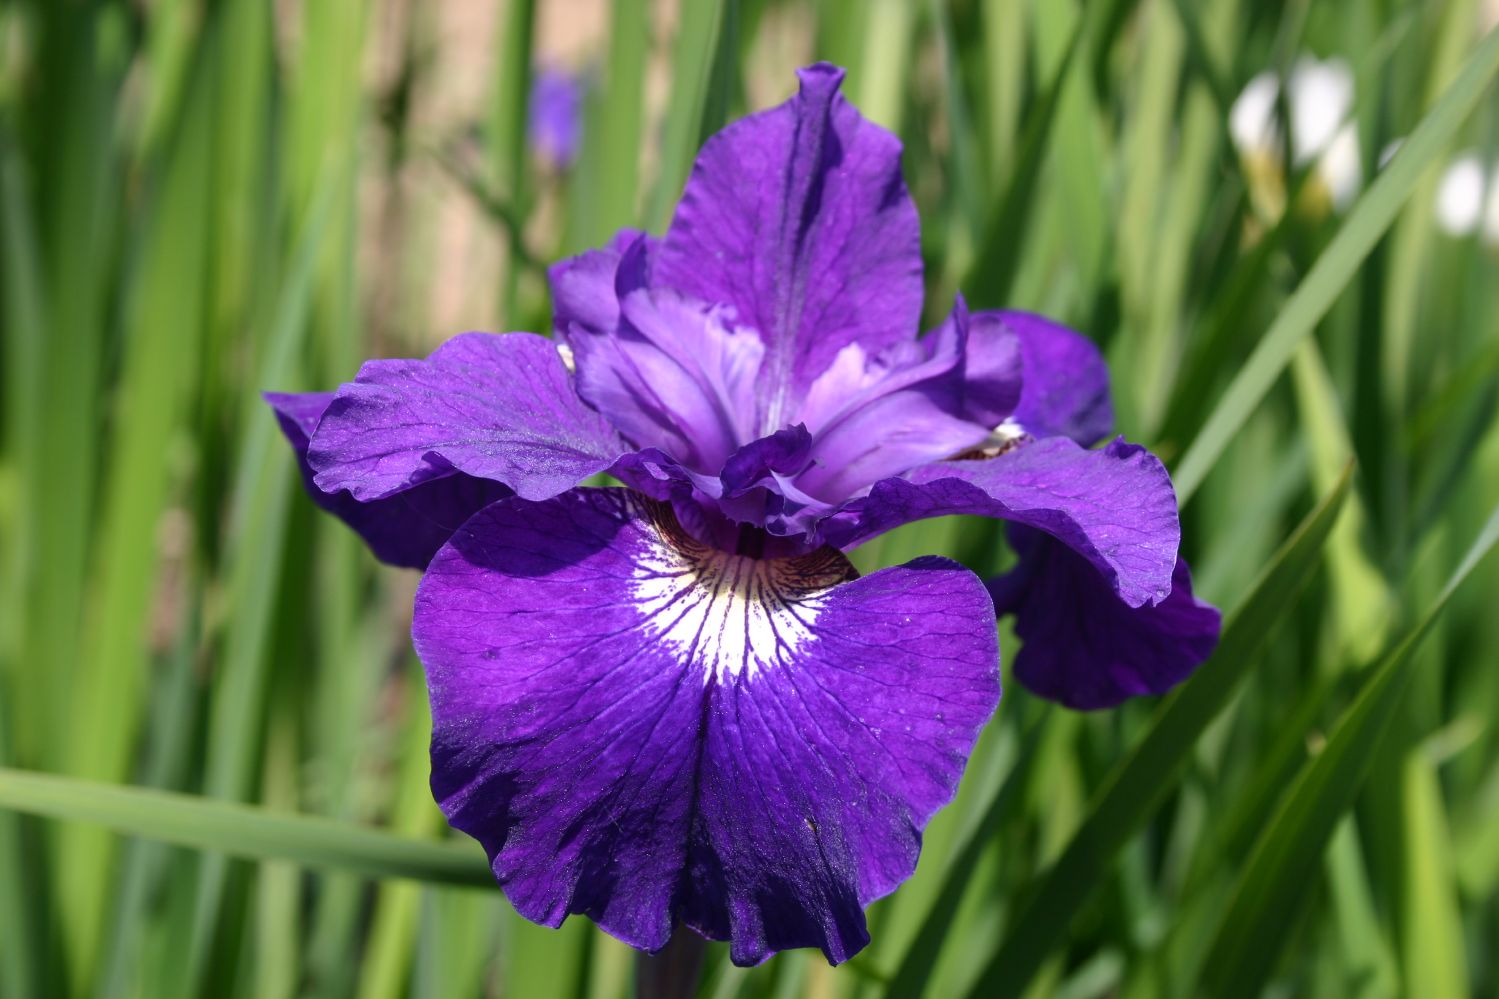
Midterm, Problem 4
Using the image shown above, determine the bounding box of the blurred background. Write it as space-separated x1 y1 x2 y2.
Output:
2 0 1498 996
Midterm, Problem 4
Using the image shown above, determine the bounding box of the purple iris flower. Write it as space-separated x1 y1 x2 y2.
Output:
267 64 1219 965
528 65 583 170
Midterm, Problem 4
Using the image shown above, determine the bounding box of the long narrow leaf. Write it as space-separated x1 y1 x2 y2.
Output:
647 0 733 231
963 464 1355 999
1198 504 1499 997
0 769 493 888
1172 24 1499 502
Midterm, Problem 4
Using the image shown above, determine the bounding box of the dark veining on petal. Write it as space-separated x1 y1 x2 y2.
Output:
633 498 859 684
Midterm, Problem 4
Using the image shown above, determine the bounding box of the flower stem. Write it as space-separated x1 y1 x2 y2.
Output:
634 929 707 999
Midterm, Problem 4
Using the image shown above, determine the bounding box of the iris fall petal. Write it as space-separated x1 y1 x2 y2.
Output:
416 489 999 965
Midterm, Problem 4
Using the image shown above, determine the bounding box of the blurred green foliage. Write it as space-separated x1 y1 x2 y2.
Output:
1 0 1498 996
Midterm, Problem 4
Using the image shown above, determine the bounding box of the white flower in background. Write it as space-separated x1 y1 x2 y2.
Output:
1229 56 1362 211
1434 152 1499 247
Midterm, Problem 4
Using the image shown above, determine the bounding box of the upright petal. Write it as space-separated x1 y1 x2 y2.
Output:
791 303 1010 504
989 528 1220 708
265 392 509 568
972 311 1113 446
822 437 1180 608
308 332 625 503
655 63 923 429
548 229 651 338
416 489 998 965
565 241 765 473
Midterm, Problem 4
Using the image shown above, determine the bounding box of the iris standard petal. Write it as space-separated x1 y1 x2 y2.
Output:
792 302 1010 504
989 527 1221 708
566 240 765 472
548 228 651 338
414 488 999 966
973 311 1113 446
655 62 923 430
265 391 510 568
307 332 625 503
822 437 1180 608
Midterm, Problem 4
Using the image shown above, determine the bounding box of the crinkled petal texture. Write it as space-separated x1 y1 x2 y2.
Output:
655 62 923 428
307 332 625 503
416 488 999 966
824 437 1182 608
989 528 1221 709
265 392 509 568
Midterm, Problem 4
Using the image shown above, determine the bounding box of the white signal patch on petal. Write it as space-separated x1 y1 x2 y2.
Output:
630 501 855 684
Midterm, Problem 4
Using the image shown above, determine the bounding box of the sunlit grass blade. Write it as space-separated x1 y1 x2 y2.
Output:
94 610 203 999
180 168 339 992
0 122 47 999
647 0 735 231
569 0 648 251
1197 504 1499 998
484 0 534 323
1325 819 1399 999
1030 0 1108 298
0 769 493 888
356 667 446 999
883 711 1048 997
1400 749 1469 999
1171 23 1499 503
852 0 916 132
1290 340 1392 664
58 45 214 979
1378 0 1480 421
253 710 303 999
929 0 981 261
962 12 1084 307
961 465 1354 999
23 2 113 778
979 0 1026 187
1114 0 1184 428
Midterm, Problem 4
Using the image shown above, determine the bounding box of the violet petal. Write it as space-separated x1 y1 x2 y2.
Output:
656 63 923 426
307 332 625 503
265 391 509 568
974 311 1113 446
792 301 1002 503
415 488 999 966
990 527 1221 708
548 229 652 339
823 437 1181 608
565 240 765 472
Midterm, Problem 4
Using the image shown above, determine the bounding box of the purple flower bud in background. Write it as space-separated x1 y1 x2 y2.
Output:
268 64 1219 966
528 65 583 170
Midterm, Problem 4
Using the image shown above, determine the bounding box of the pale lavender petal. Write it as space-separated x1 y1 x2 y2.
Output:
974 311 1113 445
307 332 625 503
415 488 999 965
822 437 1180 608
989 528 1220 708
566 241 765 472
656 63 923 425
790 302 1005 503
265 392 509 568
